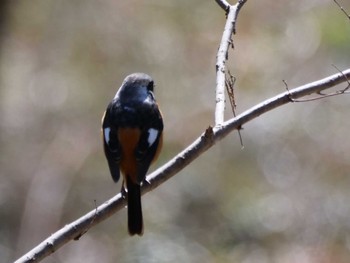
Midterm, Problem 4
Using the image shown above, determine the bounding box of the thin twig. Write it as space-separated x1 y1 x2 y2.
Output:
284 66 350 102
291 91 350 102
226 72 244 147
332 64 350 91
226 71 237 113
15 68 350 263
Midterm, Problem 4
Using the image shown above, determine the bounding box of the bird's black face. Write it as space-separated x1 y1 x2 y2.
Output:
146 80 154 92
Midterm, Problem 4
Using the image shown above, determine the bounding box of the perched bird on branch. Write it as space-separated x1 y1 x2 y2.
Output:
102 73 163 235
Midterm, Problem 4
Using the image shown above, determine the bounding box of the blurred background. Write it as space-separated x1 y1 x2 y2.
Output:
1 0 350 262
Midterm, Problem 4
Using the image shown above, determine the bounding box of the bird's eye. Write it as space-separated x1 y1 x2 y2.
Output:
147 81 154 91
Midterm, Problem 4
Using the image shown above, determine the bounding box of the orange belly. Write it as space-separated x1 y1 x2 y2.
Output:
118 128 141 184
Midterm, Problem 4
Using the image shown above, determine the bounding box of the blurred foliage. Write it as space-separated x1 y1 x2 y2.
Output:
1 0 350 262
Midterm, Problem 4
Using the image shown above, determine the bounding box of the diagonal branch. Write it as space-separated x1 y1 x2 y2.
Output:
15 68 350 263
215 0 248 126
333 0 350 20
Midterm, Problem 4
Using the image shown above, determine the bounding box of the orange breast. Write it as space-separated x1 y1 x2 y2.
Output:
118 128 141 184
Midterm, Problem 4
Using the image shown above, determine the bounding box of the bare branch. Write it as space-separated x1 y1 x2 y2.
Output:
215 0 248 126
215 0 230 11
333 0 350 20
15 68 350 263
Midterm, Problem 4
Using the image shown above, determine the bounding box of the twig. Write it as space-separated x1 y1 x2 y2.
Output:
215 0 248 126
284 66 350 102
226 71 237 115
288 89 350 102
226 72 244 147
332 64 350 90
15 68 350 263
333 0 350 20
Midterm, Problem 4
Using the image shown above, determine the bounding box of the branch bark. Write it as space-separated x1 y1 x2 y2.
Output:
15 69 350 263
215 0 247 125
215 0 230 11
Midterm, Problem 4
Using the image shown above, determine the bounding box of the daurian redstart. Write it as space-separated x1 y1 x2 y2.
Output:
102 73 163 236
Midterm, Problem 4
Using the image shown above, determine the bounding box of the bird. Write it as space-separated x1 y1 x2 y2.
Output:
102 73 163 236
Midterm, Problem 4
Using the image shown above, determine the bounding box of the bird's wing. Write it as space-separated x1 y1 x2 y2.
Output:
135 105 163 183
102 110 121 182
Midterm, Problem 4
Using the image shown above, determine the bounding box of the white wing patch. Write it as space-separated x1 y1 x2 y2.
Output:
147 128 158 147
104 127 111 144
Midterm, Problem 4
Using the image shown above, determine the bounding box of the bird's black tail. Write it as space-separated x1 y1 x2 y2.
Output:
126 177 143 236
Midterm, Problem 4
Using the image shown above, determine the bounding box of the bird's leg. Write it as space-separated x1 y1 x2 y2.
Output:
120 180 128 199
